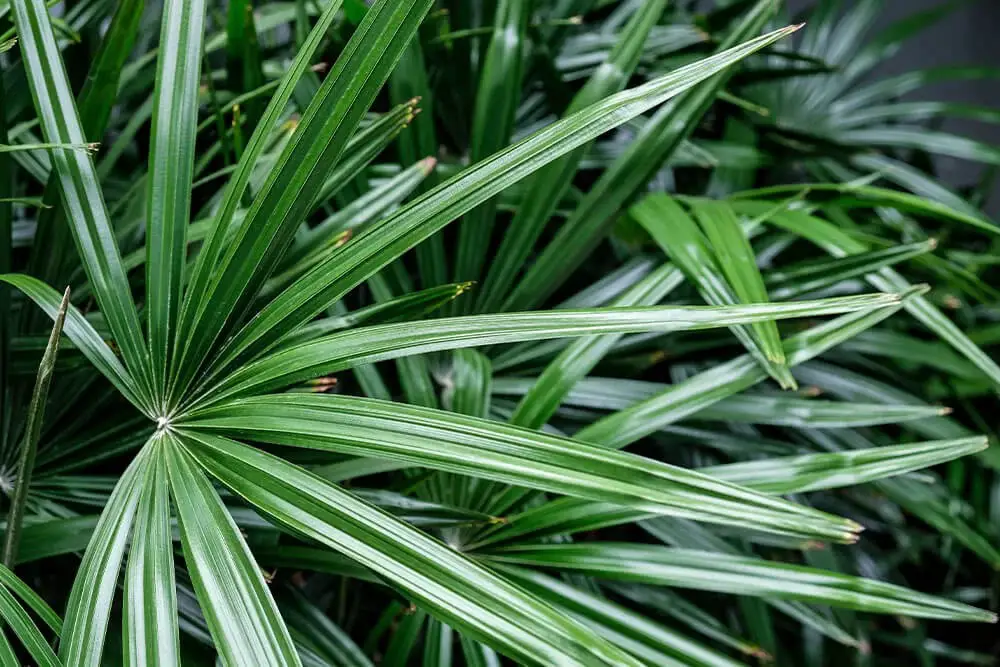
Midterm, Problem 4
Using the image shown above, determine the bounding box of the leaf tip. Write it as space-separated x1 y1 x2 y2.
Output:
844 520 866 543
742 644 773 661
419 156 438 175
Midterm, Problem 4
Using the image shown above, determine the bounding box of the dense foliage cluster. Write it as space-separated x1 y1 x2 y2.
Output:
0 0 997 664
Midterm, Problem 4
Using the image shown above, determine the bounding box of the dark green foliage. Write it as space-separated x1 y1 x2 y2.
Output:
0 1 995 665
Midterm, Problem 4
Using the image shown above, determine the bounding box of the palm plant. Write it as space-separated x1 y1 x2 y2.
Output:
0 0 997 665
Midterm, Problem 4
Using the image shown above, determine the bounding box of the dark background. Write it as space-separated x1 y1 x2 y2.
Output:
789 0 1000 214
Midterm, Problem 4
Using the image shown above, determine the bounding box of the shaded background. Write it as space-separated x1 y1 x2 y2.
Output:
789 0 1000 214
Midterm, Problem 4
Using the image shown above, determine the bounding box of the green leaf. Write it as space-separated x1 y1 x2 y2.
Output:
0 141 96 153
691 198 787 365
476 0 667 312
181 394 862 543
204 24 805 377
838 329 982 380
572 290 918 451
742 205 1000 392
498 565 744 667
173 0 343 365
460 633 502 667
422 619 453 667
444 348 494 511
0 274 149 413
164 434 300 667
300 101 420 211
445 349 492 418
841 100 1000 128
284 282 469 345
453 0 532 300
507 264 683 431
178 430 645 666
13 516 97 565
764 239 937 300
278 587 373 667
12 0 154 404
703 438 990 494
639 516 875 649
26 0 145 292
473 436 985 550
173 0 433 405
200 293 898 404
483 544 997 622
731 182 999 237
283 157 436 274
882 476 1000 569
504 0 779 312
495 377 951 428
851 153 988 220
1 285 66 567
388 37 444 289
124 436 179 666
0 583 59 667
795 360 1000 470
366 272 440 410
0 564 61 632
145 0 206 410
839 126 1000 166
632 195 795 388
226 0 265 124
607 584 770 660
492 258 662 371
59 443 150 666
382 606 427 666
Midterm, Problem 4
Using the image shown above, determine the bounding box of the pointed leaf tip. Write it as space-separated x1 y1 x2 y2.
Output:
419 156 438 174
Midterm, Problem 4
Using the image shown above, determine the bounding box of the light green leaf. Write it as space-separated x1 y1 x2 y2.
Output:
164 434 300 667
205 24 805 377
124 436 179 666
12 0 153 403
177 430 644 667
181 394 862 543
484 544 996 622
59 443 150 666
200 294 898 404
145 0 206 408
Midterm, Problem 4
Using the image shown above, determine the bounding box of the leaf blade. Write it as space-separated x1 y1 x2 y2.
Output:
11 0 153 405
145 0 207 408
206 24 805 375
181 393 862 543
484 544 996 622
124 436 179 666
165 434 300 667
177 430 650 667
200 294 897 404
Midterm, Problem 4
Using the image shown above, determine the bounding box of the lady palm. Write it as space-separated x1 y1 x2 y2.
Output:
0 0 996 665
